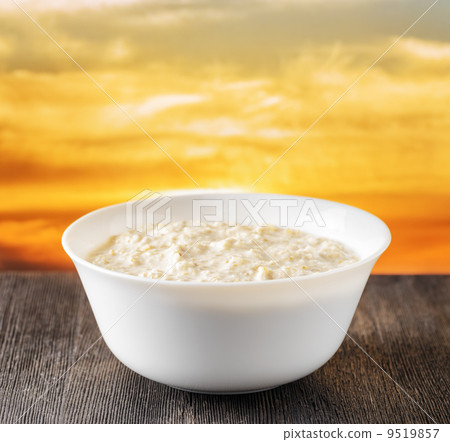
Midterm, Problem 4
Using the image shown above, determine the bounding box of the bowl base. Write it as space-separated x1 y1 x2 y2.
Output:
168 384 280 395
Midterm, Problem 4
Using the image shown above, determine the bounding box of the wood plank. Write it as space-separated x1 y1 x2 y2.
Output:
0 272 448 424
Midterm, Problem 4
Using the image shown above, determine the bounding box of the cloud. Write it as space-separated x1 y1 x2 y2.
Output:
1 0 142 12
399 37 450 60
180 118 247 137
184 145 217 157
1 0 449 74
123 94 206 117
1 0 391 13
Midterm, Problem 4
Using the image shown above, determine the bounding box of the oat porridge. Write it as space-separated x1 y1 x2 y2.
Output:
87 221 358 282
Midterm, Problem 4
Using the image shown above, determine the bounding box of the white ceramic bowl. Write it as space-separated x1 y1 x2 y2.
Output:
62 193 390 393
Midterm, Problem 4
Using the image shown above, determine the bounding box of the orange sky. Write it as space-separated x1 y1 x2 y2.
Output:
1 0 449 273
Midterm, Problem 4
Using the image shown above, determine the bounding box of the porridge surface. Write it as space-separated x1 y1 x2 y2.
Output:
87 221 358 282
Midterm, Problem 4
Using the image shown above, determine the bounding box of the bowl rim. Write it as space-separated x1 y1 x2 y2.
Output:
62 192 391 287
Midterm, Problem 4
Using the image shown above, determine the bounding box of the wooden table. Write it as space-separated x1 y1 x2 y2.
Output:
0 272 448 424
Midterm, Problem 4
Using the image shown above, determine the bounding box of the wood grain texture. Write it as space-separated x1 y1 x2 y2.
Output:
0 272 448 424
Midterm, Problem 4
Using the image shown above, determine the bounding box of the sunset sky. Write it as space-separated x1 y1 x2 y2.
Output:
0 0 449 272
